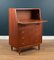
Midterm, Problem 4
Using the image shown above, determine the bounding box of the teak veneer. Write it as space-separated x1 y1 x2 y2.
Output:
9 8 47 54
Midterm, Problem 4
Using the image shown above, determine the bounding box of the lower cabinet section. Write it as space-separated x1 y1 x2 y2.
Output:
9 24 42 54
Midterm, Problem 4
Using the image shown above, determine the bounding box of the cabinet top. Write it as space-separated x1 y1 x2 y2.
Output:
15 8 41 10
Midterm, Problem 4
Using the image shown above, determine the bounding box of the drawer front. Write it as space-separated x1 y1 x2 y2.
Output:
18 25 36 46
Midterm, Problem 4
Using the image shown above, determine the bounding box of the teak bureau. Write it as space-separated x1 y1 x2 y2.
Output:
9 8 47 54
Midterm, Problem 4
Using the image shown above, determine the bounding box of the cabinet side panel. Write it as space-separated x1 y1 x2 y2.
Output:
34 23 42 45
9 8 19 47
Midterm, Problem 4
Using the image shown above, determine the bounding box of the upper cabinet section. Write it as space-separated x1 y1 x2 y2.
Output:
16 8 42 22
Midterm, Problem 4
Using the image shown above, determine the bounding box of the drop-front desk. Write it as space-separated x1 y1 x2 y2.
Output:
9 8 47 54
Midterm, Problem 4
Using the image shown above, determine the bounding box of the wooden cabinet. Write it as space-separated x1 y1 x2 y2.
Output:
9 8 47 54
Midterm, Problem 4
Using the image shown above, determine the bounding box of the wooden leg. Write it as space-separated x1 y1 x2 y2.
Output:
38 44 40 50
18 49 21 55
11 46 13 51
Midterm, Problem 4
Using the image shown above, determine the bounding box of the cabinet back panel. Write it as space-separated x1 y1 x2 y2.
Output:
16 10 31 22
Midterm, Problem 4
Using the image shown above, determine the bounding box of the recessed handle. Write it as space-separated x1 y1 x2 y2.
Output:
21 37 24 39
22 31 24 33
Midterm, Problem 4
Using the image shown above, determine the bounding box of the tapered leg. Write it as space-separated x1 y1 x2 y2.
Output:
18 49 21 55
38 44 40 50
11 46 13 51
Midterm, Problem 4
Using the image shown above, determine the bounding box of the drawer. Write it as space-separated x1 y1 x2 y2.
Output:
18 25 37 46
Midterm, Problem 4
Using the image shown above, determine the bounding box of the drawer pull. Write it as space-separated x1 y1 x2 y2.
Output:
22 31 24 33
22 37 24 39
22 43 25 45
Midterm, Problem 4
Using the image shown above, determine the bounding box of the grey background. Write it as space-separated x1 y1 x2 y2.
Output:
0 0 54 35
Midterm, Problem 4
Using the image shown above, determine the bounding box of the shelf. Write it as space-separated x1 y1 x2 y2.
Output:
18 20 48 24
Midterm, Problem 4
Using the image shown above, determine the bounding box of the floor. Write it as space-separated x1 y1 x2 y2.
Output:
0 40 54 60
